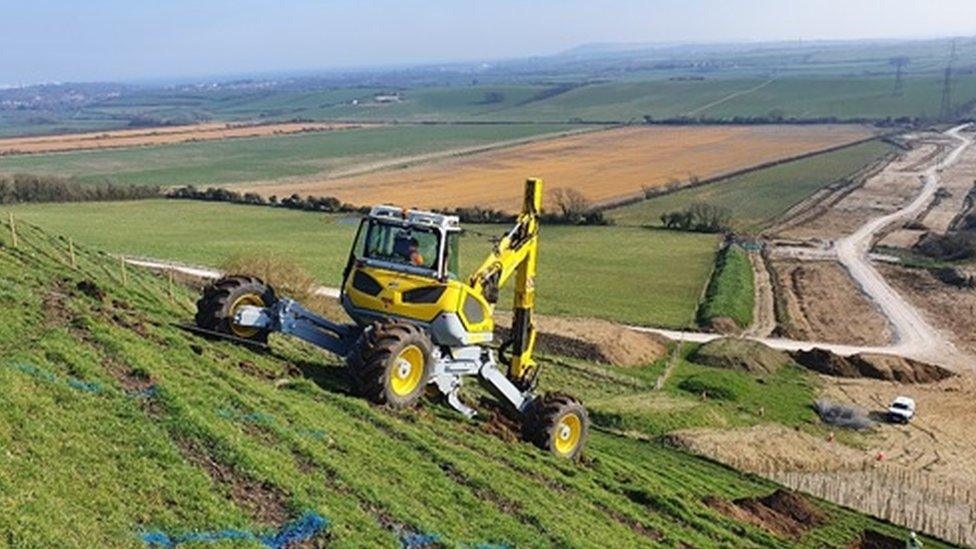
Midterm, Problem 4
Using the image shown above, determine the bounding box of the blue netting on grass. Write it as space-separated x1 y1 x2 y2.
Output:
8 362 102 393
126 385 159 399
401 532 441 548
141 511 328 548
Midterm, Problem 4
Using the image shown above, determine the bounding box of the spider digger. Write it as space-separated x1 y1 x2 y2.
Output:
194 178 590 459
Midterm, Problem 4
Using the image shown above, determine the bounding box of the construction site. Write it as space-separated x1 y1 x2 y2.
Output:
2 7 976 547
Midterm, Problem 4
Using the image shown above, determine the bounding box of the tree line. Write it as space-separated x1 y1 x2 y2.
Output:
167 185 610 226
0 174 160 204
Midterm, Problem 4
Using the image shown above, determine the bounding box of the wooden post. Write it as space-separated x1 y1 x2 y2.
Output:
68 238 76 268
167 270 175 302
120 256 127 285
8 213 16 248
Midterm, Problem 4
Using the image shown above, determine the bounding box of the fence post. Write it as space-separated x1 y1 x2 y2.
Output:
8 213 16 248
167 270 175 302
120 256 127 286
68 238 76 268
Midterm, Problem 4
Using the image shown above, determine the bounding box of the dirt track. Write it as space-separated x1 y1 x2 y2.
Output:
239 124 875 210
0 122 369 155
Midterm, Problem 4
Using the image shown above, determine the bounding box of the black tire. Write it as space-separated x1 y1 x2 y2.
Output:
195 275 277 343
346 320 433 408
523 392 590 460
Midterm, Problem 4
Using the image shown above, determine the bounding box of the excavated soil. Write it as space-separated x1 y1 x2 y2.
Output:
664 424 868 472
771 259 891 346
494 313 668 367
790 349 953 383
691 338 791 374
850 530 905 549
704 489 824 539
880 263 976 355
918 131 976 233
774 139 937 242
822 374 976 485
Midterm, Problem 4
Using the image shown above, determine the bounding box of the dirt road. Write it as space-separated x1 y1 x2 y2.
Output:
833 124 972 368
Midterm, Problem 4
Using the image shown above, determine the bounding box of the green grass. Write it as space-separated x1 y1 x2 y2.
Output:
699 75 976 120
5 200 719 328
697 246 755 328
0 123 575 187
0 220 938 546
611 140 897 231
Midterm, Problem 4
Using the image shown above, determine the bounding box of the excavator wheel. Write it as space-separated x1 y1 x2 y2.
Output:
524 392 589 460
347 320 433 408
195 276 277 343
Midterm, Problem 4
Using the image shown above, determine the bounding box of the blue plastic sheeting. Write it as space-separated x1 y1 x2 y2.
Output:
401 532 441 548
126 385 158 399
141 511 328 548
7 362 102 393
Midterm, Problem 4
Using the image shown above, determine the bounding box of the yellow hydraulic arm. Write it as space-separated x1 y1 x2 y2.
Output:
468 178 542 387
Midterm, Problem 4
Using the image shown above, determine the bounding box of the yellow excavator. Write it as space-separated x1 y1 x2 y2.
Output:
195 179 589 459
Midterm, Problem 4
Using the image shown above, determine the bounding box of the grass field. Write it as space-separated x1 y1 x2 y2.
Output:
5 200 719 328
697 246 755 328
611 139 897 231
0 220 936 546
0 123 574 187
240 124 876 210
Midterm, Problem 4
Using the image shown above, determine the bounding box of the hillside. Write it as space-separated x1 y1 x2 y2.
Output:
0 220 936 547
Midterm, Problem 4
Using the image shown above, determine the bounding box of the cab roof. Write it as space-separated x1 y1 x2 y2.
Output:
368 205 461 232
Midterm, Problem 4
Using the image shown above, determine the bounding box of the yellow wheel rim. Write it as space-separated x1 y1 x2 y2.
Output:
229 293 264 338
389 345 424 396
553 412 583 456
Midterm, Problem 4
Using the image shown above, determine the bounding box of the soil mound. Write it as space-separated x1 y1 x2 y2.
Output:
704 489 824 539
691 338 791 374
850 530 904 549
495 314 667 367
790 348 953 383
705 316 740 335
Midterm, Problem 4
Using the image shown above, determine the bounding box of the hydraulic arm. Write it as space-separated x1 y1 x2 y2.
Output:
468 178 542 387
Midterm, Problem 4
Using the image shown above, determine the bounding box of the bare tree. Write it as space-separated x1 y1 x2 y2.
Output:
549 188 592 221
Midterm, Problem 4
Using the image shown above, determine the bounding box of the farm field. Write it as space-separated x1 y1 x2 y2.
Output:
698 75 976 121
610 139 897 231
0 221 928 546
241 124 877 210
0 123 578 187
0 121 371 155
5 200 720 328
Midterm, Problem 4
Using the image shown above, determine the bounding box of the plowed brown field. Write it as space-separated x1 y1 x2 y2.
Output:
0 122 370 155
240 124 876 210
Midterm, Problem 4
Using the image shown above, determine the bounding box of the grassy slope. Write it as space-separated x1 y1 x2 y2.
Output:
0 221 936 547
0 124 572 187
697 246 755 328
6 201 718 328
611 140 896 231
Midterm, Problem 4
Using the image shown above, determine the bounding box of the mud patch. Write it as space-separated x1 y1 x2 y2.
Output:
771 260 891 345
75 279 105 301
495 314 667 367
691 337 791 374
790 349 953 383
480 407 521 444
705 489 824 539
176 438 291 525
850 529 907 549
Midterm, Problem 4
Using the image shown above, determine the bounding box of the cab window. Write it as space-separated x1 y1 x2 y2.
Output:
364 221 440 271
445 232 460 279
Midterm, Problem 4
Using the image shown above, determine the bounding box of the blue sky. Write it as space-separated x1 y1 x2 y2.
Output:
2 0 975 83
